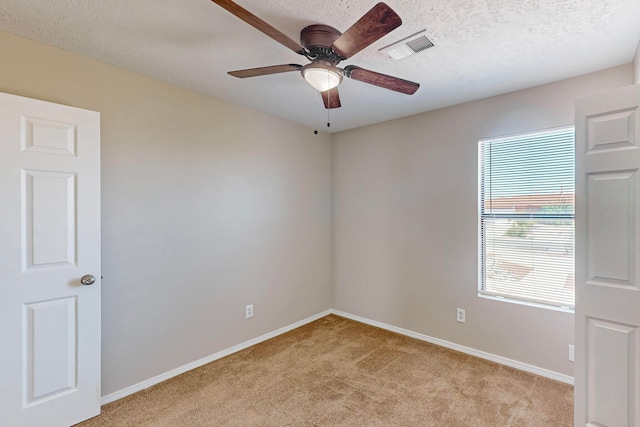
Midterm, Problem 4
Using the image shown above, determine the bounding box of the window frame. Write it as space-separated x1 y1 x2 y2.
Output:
477 126 576 311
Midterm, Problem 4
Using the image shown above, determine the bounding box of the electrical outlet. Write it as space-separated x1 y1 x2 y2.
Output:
456 308 465 323
569 344 575 362
245 304 253 319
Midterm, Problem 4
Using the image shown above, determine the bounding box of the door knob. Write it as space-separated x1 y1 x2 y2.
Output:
81 275 96 286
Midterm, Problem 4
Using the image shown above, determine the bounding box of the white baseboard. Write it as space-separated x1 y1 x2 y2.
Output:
330 309 574 385
102 307 573 405
101 309 332 405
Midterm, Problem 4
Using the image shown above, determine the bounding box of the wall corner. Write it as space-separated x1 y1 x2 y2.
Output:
634 40 640 85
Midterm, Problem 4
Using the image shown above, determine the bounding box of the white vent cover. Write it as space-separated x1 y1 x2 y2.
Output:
379 30 434 61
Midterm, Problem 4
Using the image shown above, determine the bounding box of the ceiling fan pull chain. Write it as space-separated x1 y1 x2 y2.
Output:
327 72 331 128
314 90 319 134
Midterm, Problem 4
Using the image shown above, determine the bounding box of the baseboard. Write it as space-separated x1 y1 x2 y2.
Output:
330 309 574 385
102 307 573 405
101 309 332 405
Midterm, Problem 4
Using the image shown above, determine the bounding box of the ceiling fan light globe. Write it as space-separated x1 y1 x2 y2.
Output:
302 67 342 92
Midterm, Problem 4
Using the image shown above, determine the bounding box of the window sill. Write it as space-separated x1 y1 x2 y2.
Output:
478 293 575 313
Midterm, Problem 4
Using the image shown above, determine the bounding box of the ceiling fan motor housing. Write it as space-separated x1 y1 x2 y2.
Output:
300 24 343 63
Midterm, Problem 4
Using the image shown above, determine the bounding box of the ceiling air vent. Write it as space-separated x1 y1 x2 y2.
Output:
379 30 434 61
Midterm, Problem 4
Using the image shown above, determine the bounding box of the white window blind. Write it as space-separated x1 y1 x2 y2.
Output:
479 127 575 309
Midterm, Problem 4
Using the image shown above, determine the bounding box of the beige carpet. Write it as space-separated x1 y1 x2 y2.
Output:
77 315 573 426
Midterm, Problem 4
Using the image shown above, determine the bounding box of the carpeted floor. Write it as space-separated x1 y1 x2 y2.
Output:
76 314 573 426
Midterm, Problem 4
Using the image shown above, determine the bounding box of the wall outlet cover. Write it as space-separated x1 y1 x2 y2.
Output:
569 344 575 362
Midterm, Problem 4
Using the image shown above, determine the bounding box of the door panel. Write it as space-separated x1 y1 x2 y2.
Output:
586 171 635 288
0 92 100 427
22 116 77 156
23 170 77 269
576 84 640 427
587 318 637 427
25 297 77 404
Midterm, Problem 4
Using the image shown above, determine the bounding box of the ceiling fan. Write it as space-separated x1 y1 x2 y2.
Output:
212 0 420 109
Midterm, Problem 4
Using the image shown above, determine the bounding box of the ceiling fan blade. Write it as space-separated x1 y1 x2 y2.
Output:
345 65 419 95
332 2 402 59
228 64 302 78
212 0 306 55
321 87 341 109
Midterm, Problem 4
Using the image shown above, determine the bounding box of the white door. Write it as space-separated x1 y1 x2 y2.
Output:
0 92 101 426
575 84 640 426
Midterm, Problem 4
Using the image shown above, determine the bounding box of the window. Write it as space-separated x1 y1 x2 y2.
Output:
479 127 575 309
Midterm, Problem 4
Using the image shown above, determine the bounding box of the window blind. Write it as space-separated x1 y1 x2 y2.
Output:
480 127 575 308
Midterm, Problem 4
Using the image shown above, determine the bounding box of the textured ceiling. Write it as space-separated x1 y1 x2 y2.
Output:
0 0 639 132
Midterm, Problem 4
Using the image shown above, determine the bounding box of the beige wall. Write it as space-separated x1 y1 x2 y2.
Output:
332 64 633 376
0 31 333 395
